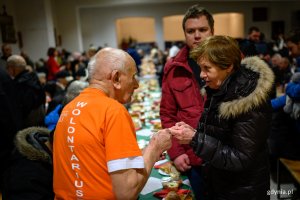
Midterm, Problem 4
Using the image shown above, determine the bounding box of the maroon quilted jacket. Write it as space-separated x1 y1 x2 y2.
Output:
160 45 205 166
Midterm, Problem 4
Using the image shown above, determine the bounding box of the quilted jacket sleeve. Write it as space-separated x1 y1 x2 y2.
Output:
191 108 271 171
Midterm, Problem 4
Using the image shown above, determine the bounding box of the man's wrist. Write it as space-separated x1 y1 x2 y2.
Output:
147 137 162 159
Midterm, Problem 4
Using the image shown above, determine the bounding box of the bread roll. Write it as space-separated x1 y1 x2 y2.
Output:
165 191 181 200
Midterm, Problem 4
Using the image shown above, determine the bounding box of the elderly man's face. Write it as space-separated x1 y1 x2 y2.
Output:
116 58 139 104
6 64 14 78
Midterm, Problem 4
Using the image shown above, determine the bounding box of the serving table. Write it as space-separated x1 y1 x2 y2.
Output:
129 76 193 199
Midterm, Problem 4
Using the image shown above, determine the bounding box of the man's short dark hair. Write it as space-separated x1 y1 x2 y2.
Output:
248 26 260 34
286 28 300 44
47 47 56 57
182 4 214 32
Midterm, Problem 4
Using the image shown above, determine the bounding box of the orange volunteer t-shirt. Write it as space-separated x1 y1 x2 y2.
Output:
53 88 143 200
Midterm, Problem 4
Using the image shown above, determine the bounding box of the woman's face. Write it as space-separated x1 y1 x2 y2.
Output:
198 57 232 89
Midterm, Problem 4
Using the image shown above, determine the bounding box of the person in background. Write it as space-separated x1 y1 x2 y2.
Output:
45 80 88 131
6 55 45 128
248 26 261 43
126 42 142 75
268 29 300 162
45 70 74 114
20 50 35 69
168 42 180 59
269 86 300 168
0 67 21 192
2 127 54 200
46 47 60 81
35 58 48 75
53 47 171 200
70 51 87 78
272 33 289 56
160 4 214 199
170 35 274 200
37 72 47 86
286 28 300 71
0 43 12 70
271 29 300 109
239 32 277 99
87 46 97 60
75 66 89 81
240 26 263 56
276 56 293 86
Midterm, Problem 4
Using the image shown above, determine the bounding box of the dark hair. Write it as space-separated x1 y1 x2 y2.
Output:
47 47 56 57
248 26 260 34
286 28 300 44
182 4 214 32
2 43 11 51
238 39 258 57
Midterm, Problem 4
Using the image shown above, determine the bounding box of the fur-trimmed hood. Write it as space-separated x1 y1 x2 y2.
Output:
14 126 52 163
219 56 274 119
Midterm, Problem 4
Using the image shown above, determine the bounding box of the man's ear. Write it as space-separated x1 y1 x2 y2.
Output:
111 70 121 89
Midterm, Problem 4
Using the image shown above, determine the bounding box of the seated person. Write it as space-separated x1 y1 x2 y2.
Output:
2 127 54 200
44 80 88 131
270 72 300 160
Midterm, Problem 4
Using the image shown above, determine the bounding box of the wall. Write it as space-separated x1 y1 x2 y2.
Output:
163 15 184 41
214 13 244 38
0 0 299 62
76 1 300 52
116 17 156 46
14 0 54 61
0 0 19 54
0 0 56 61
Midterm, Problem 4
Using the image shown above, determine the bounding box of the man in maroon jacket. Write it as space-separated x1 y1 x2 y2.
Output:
160 4 214 199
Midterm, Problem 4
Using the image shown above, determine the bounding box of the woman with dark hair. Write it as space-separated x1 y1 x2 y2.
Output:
46 47 60 81
170 35 274 200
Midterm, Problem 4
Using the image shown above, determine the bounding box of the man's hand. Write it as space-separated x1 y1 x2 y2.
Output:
150 128 172 157
173 154 191 172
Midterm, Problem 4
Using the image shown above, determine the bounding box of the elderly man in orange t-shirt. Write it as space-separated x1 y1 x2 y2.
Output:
53 47 171 200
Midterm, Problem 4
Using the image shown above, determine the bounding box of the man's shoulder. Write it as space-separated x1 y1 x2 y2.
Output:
164 59 189 74
164 59 192 78
77 91 125 111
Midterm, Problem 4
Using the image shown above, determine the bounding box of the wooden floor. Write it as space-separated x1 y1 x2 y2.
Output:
280 158 300 185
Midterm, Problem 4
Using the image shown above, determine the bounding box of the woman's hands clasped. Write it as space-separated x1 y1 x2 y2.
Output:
169 121 196 144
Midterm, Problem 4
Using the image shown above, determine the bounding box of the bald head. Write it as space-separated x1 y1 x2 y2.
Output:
7 55 26 68
88 47 135 81
87 47 139 104
6 55 27 78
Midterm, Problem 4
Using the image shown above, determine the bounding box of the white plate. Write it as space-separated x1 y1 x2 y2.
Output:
158 169 169 176
154 159 168 167
150 119 161 124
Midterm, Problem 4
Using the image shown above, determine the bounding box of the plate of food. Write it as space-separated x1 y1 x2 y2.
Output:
156 162 180 180
158 169 169 176
150 118 161 124
162 190 193 200
154 159 169 167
